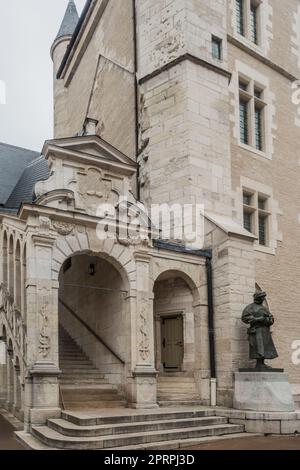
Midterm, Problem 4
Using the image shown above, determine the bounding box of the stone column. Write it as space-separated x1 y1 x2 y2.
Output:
25 232 61 427
6 346 13 411
131 251 158 408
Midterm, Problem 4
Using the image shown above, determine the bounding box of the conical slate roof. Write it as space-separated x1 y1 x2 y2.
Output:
55 0 79 41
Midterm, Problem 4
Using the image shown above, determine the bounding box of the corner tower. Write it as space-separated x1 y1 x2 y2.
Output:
51 0 79 138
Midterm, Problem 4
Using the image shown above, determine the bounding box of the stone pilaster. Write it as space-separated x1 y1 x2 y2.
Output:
130 251 158 408
25 232 61 426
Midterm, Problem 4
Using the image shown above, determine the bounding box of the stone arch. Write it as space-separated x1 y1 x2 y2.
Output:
152 269 200 376
8 234 14 298
2 230 8 286
15 240 21 310
57 249 132 397
51 229 136 291
22 243 27 319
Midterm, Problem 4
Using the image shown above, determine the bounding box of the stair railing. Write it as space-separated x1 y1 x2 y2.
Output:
58 298 125 365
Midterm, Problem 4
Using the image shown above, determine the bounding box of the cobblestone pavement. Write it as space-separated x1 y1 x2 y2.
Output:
183 436 300 450
0 414 24 450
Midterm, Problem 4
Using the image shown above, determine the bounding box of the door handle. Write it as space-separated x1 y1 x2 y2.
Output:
162 338 166 348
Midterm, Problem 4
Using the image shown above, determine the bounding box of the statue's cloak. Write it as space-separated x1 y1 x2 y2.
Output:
242 303 278 360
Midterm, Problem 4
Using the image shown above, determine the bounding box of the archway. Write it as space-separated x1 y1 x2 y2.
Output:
58 252 129 409
2 231 8 286
8 235 14 298
153 270 197 373
0 326 7 406
153 270 200 403
15 240 21 310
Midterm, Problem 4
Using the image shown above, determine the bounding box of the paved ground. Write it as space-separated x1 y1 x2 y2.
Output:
184 435 300 450
0 414 24 450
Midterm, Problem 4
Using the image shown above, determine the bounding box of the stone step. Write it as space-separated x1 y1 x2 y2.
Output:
32 423 244 450
62 408 216 426
47 416 228 438
62 392 120 401
158 400 204 407
59 376 107 386
61 384 118 391
158 376 196 382
60 369 105 376
60 364 99 370
63 400 127 410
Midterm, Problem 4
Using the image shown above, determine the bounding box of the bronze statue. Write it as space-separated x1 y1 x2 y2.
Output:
242 291 278 370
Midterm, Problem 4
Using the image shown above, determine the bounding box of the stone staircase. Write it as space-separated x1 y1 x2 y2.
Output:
157 375 202 406
59 325 126 410
26 408 244 450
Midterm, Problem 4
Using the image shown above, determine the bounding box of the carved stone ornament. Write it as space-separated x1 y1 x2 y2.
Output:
52 220 75 236
39 216 51 235
39 300 51 358
138 300 150 361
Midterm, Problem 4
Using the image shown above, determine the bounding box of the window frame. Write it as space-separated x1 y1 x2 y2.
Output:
242 188 271 247
234 0 262 47
211 35 223 61
238 75 267 153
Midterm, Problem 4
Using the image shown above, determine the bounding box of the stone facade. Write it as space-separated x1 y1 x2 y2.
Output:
0 0 299 435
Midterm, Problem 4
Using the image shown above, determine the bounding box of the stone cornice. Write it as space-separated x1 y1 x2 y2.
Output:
139 53 232 86
228 35 299 82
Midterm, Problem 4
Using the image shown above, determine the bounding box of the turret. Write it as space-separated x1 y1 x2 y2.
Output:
50 0 79 138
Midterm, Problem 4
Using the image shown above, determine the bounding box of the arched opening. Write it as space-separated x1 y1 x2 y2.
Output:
153 270 200 403
58 252 128 410
22 244 27 320
0 326 7 406
2 231 8 286
14 356 22 416
7 339 14 409
8 235 14 299
15 241 21 310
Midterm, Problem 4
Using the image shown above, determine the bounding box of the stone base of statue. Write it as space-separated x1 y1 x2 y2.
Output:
233 372 295 412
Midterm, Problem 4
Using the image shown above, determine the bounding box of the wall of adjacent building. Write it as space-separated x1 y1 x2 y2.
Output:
52 0 136 159
227 0 300 387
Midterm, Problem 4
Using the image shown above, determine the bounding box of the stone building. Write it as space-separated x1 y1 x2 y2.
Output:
0 0 300 448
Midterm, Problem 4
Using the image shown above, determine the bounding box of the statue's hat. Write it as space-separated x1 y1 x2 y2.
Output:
254 291 267 300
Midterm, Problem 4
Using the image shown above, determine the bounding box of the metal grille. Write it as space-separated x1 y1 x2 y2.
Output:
250 3 258 44
259 215 267 245
240 100 249 144
255 107 263 150
243 210 252 233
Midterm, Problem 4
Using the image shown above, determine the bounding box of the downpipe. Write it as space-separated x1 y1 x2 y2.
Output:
206 256 217 407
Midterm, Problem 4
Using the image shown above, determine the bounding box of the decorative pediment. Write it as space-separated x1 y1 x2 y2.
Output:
35 135 137 216
42 135 137 174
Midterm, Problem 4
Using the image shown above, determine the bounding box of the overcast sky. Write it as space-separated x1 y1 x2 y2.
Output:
0 0 86 152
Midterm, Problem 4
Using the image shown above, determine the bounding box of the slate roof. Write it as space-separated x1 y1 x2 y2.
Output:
0 142 49 212
5 156 49 210
0 142 39 206
55 0 79 41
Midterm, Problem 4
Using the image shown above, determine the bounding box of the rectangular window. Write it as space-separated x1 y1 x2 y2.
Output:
258 215 267 246
243 210 252 232
254 107 263 151
239 100 249 145
250 3 259 44
235 0 261 46
242 188 271 247
238 75 267 153
212 36 222 60
236 0 245 36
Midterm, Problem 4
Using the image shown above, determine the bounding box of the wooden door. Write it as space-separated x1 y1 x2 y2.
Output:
161 316 183 370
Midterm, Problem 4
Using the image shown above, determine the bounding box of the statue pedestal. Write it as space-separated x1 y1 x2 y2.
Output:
234 372 295 412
